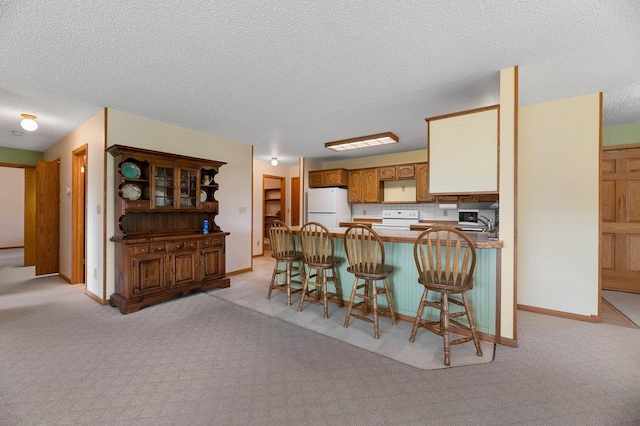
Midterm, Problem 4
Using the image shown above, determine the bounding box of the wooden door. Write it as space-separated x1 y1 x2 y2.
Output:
35 160 60 276
24 168 37 266
601 147 640 293
291 177 300 226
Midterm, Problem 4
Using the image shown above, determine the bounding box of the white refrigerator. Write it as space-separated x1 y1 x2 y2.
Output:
307 187 351 228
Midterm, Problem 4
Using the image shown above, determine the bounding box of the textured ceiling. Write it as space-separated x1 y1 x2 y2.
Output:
1 1 639 165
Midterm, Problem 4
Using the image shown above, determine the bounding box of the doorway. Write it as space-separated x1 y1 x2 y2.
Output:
262 175 286 255
72 145 88 284
601 145 640 293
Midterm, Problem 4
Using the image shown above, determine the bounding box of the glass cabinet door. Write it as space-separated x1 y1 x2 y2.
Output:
154 166 175 208
179 169 198 208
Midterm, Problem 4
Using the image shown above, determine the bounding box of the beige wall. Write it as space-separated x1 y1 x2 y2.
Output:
0 167 25 247
105 109 253 296
518 93 601 316
499 67 517 341
44 110 106 297
322 149 427 170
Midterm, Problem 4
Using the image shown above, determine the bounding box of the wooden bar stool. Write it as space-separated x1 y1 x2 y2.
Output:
410 226 483 366
267 220 304 306
343 225 396 339
297 222 344 318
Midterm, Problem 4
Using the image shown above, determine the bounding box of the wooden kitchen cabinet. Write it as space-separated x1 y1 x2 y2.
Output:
308 168 348 187
379 164 415 180
348 168 382 203
415 163 435 202
108 145 230 314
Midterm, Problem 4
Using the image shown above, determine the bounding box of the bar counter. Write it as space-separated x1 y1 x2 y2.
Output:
289 226 502 339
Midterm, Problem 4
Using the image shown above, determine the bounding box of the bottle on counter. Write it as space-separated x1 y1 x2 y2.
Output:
203 219 209 234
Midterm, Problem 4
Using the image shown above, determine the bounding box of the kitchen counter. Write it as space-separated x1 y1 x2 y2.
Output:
289 225 501 340
293 225 502 249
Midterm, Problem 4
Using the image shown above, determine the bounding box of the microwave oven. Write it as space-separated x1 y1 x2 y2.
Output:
458 209 479 226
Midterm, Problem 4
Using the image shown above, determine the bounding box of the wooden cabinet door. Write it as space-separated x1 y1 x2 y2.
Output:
308 171 323 188
201 246 224 281
152 165 176 209
132 253 167 297
601 147 640 293
415 163 435 202
179 168 199 209
361 168 381 203
348 170 362 203
396 164 415 179
324 169 348 186
169 250 198 288
378 166 396 180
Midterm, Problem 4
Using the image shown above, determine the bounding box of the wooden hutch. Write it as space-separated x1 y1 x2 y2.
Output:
108 145 230 314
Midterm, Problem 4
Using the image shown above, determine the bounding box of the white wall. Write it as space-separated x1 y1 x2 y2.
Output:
105 109 253 296
0 167 25 247
44 110 106 296
518 93 601 316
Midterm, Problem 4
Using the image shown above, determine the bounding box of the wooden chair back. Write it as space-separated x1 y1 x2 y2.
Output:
343 225 385 275
268 220 296 258
413 226 476 290
299 222 334 266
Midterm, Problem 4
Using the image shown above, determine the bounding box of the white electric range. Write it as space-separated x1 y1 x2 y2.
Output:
371 210 419 231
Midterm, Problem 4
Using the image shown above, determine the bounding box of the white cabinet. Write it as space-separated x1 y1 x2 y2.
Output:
427 106 499 194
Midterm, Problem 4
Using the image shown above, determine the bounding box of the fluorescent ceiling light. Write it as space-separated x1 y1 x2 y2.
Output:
325 132 398 152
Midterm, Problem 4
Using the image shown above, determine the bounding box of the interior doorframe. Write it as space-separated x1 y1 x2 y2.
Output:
262 174 286 256
72 144 88 284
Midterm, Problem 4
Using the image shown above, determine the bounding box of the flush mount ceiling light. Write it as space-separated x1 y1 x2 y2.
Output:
325 132 399 152
270 157 278 166
20 113 38 131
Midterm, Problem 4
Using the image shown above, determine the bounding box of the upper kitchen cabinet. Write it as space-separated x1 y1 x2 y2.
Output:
379 164 415 180
427 105 499 195
308 168 349 188
348 168 382 203
415 163 435 202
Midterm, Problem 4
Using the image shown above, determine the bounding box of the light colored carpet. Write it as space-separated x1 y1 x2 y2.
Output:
603 290 640 326
213 254 494 370
2 248 640 425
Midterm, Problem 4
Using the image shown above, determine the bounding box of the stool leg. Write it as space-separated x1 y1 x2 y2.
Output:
267 260 279 300
462 292 483 357
331 267 344 307
372 281 380 339
362 280 370 317
381 278 397 326
409 287 428 343
285 261 292 306
322 269 329 319
442 293 451 366
297 266 312 312
343 276 359 328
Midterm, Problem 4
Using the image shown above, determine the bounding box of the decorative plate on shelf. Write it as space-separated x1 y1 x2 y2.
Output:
121 162 141 179
121 183 142 200
200 189 207 202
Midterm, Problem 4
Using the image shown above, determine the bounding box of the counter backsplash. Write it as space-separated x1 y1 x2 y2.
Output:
351 202 497 222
